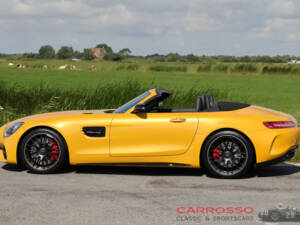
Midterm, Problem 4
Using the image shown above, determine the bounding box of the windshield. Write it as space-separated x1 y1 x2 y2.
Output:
114 91 150 113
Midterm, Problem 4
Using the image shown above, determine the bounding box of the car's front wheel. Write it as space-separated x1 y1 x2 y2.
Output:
202 130 254 178
19 128 68 174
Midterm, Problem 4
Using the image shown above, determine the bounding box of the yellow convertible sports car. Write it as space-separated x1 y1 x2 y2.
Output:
0 88 299 178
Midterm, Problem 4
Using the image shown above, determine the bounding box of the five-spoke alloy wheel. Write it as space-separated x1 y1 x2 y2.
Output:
202 130 254 178
20 128 68 174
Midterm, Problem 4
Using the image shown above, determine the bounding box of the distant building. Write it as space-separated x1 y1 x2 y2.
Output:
91 47 107 59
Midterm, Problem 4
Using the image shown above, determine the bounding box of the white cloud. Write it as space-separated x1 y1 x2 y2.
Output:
286 34 300 41
143 28 163 35
267 17 300 28
267 0 296 16
0 0 300 55
248 17 300 40
183 14 219 32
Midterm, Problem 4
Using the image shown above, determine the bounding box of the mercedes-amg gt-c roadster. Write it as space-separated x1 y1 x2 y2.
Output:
0 88 299 178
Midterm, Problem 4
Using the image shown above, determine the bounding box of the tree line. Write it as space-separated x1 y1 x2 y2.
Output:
1 44 299 63
144 53 299 63
21 44 132 61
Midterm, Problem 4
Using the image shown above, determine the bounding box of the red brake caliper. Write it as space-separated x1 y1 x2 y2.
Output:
212 148 222 161
50 140 59 161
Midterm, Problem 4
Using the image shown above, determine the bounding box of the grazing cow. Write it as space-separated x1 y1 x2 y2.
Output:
59 64 68 70
70 65 76 70
43 65 48 69
89 65 96 71
8 63 14 66
17 64 26 68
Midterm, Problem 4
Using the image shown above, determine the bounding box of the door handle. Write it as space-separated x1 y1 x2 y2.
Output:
170 118 186 123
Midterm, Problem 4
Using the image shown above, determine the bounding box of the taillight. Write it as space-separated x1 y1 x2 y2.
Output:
263 121 296 129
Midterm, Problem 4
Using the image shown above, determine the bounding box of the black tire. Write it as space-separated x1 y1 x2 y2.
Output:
201 130 254 178
270 211 281 222
19 128 68 174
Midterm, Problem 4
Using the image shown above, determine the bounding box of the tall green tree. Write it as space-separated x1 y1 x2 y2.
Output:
57 46 74 59
186 54 200 62
166 53 182 62
96 43 113 53
73 50 82 59
82 48 96 61
119 48 132 56
39 45 55 59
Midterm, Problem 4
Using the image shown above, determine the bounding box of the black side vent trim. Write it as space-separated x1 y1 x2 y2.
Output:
82 127 106 137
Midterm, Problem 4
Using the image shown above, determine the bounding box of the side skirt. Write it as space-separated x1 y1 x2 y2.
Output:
76 162 191 167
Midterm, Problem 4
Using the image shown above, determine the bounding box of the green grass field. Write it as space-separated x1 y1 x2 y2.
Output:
0 59 299 161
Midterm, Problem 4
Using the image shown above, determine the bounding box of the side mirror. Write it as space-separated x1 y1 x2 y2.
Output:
132 104 146 113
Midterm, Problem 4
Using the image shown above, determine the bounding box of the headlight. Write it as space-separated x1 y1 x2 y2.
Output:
4 122 24 137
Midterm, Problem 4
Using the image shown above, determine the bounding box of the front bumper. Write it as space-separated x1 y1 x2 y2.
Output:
256 145 298 168
0 126 8 163
0 124 20 164
0 143 7 161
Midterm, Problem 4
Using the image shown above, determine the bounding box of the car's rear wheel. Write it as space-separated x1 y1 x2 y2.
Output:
202 130 254 178
19 128 68 174
270 211 280 222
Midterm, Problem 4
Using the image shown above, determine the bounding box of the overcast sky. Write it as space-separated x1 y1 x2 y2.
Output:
1 0 300 56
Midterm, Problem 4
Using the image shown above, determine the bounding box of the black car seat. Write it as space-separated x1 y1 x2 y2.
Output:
196 94 219 112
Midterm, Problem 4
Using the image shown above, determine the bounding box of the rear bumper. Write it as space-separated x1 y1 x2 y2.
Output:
252 125 299 163
256 145 298 168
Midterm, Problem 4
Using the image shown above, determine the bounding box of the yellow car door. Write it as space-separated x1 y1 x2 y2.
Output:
109 112 199 157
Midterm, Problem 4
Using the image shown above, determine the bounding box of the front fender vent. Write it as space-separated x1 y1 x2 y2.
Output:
82 127 106 137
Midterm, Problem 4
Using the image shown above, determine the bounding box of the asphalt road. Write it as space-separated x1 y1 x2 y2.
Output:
0 162 300 225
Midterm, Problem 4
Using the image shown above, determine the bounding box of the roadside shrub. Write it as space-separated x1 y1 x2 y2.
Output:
163 87 227 108
0 81 229 126
103 53 124 61
261 65 293 75
23 53 39 59
212 64 229 73
148 65 187 72
231 63 258 73
116 64 139 71
153 56 165 62
291 67 300 74
197 64 212 72
116 65 125 70
186 54 200 62
30 63 45 69
126 64 139 71
166 53 183 62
